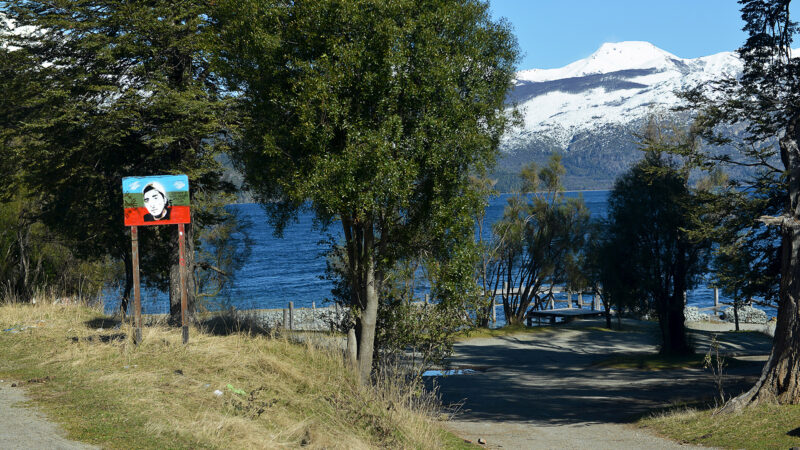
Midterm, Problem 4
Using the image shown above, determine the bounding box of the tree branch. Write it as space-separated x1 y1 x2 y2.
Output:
758 214 800 228
195 261 230 276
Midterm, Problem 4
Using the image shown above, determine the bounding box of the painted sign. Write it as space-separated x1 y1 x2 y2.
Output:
122 175 191 226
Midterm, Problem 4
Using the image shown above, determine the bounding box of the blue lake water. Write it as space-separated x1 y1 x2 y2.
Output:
109 190 776 321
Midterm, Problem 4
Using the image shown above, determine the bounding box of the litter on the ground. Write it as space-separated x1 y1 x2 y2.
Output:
2 321 46 333
227 384 246 396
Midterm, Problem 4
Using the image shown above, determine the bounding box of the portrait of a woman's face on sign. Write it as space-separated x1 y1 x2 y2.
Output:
122 175 191 226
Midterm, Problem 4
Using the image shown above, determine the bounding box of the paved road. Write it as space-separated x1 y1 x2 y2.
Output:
0 380 96 450
435 319 771 449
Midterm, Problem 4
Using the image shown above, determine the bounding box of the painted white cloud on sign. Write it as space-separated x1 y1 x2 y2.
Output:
174 181 186 189
129 181 141 190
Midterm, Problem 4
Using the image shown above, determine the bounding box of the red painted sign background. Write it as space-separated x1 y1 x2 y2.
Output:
123 206 192 227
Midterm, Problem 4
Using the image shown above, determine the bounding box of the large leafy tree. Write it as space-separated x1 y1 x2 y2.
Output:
1 1 236 320
679 0 800 408
216 0 518 381
603 151 709 355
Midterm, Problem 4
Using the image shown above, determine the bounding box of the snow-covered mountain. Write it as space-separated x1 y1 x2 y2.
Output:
499 41 743 189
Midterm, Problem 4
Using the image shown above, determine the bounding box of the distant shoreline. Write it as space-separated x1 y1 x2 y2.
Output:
231 189 612 205
496 189 611 195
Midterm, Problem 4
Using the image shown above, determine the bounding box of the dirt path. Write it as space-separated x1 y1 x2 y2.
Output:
0 380 97 449
435 319 772 449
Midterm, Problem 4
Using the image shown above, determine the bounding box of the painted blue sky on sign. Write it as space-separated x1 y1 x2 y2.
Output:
122 175 189 194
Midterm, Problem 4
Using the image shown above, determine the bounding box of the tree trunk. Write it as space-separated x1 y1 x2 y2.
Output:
357 220 379 383
602 294 612 329
16 225 31 300
721 228 800 411
120 250 133 316
721 117 800 411
663 290 691 355
169 223 196 326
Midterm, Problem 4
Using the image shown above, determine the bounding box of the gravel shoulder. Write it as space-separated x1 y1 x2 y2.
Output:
435 319 772 449
0 380 97 449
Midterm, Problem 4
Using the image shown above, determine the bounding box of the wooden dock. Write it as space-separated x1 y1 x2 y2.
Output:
526 308 605 326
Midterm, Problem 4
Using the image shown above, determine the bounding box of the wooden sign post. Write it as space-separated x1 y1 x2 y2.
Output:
178 223 189 344
123 175 192 344
131 226 142 344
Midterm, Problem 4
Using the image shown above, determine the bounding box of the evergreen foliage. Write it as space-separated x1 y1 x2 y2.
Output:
0 1 241 315
601 150 709 355
709 182 782 330
215 0 518 380
676 0 800 407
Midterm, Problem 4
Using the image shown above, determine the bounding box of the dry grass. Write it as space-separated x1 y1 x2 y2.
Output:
454 323 554 341
0 299 467 449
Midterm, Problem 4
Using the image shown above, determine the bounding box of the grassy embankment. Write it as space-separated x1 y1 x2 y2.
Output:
640 403 800 448
0 299 468 449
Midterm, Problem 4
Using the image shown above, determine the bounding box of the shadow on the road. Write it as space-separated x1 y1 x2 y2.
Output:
431 321 770 425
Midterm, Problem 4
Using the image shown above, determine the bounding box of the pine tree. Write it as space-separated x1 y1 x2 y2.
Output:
680 0 800 408
602 150 709 355
1 1 236 320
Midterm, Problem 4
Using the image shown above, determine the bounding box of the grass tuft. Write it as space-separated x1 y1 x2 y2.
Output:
455 323 553 340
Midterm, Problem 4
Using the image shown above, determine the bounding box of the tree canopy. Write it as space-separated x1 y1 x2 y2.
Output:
603 150 709 355
215 0 518 381
489 155 590 325
1 1 238 317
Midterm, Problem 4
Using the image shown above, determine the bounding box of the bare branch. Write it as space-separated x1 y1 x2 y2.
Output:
758 214 800 228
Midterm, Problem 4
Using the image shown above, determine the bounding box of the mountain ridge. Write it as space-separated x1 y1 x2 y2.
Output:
497 41 743 190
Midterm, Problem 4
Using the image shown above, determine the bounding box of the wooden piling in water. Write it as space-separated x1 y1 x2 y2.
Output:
289 301 294 330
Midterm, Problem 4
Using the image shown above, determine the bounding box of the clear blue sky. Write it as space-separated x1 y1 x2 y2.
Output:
488 0 799 70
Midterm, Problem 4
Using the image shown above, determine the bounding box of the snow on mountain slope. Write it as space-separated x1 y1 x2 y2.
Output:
504 41 743 150
516 41 684 82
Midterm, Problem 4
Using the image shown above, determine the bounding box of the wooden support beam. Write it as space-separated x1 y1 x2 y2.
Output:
178 224 189 344
131 226 142 345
